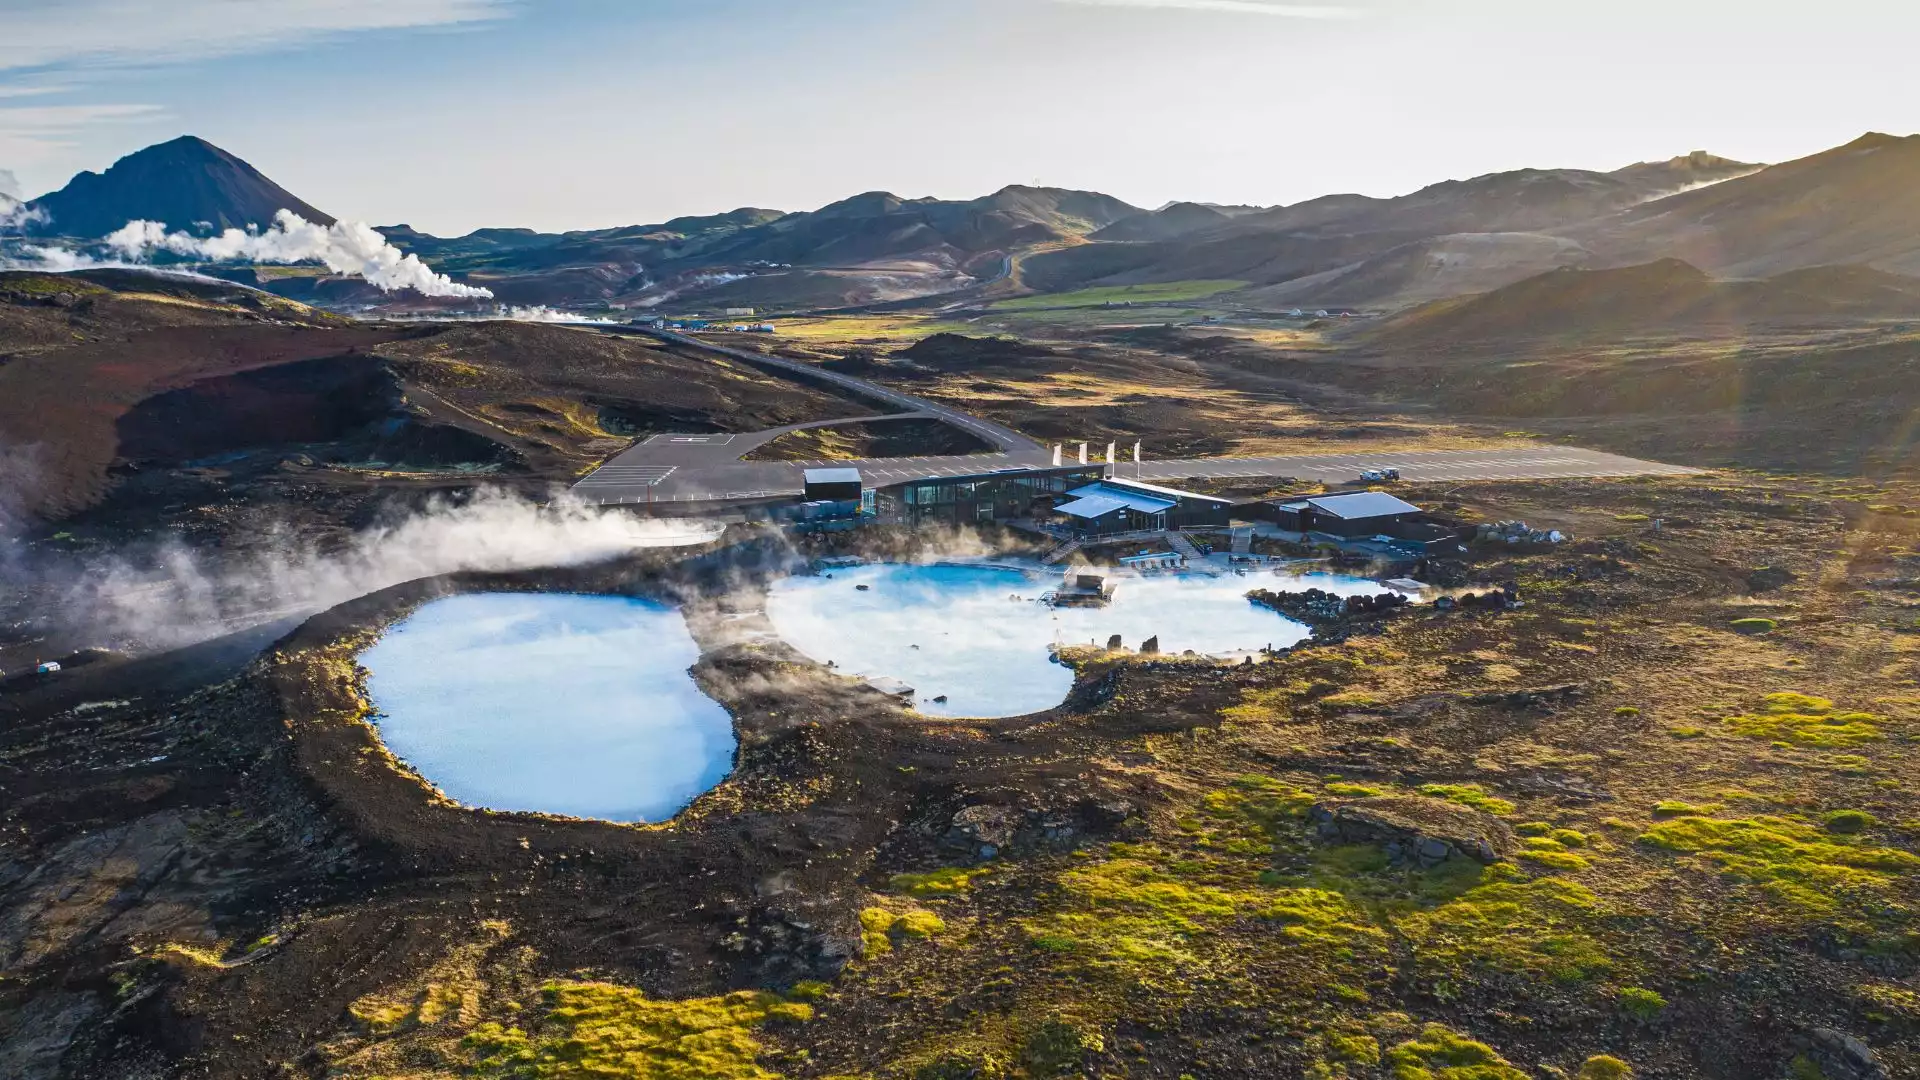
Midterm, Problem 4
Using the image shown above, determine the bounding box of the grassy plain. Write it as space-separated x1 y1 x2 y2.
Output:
987 279 1248 311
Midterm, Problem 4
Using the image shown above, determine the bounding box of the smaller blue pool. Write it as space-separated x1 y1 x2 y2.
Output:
359 593 735 823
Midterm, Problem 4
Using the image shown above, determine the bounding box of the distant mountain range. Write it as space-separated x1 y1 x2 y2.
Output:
9 132 1920 312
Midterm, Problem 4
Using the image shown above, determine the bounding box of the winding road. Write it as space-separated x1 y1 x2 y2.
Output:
572 329 1698 506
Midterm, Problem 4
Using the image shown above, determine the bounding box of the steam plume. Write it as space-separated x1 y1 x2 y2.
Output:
492 304 613 324
43 489 719 650
105 210 493 298
0 175 48 231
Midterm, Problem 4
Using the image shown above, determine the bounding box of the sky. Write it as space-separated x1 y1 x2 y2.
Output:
0 0 1915 234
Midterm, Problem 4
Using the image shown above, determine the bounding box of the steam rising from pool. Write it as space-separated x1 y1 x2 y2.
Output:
766 564 1390 718
360 593 734 822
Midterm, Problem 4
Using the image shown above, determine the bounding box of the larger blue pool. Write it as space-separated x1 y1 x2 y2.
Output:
766 563 1388 718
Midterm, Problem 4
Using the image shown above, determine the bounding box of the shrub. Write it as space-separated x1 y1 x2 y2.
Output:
1327 1030 1382 1066
1824 809 1877 835
1729 618 1777 635
1613 706 1641 717
1021 1018 1103 1077
1618 986 1667 1019
1577 1056 1636 1080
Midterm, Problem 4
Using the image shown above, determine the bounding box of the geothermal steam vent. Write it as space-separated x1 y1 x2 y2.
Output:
358 593 735 822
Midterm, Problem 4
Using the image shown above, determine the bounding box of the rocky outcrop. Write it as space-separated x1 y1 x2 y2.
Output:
1801 1028 1889 1080
1308 796 1516 867
1247 588 1410 628
721 906 859 985
940 798 1135 862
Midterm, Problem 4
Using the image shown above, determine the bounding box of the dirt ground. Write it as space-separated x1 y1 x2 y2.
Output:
743 418 996 462
764 332 1508 461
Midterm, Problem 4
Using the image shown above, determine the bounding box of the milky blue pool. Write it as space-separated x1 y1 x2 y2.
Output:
359 593 735 823
766 563 1389 718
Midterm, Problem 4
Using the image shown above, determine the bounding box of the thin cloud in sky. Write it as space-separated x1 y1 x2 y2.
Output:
1052 0 1359 17
0 102 167 166
0 0 514 73
0 0 513 183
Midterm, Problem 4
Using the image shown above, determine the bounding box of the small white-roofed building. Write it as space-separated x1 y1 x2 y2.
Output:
802 468 863 502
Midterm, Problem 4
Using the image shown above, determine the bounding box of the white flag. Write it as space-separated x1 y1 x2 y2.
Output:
1052 444 1062 467
1133 440 1141 463
1078 442 1088 465
1106 441 1116 465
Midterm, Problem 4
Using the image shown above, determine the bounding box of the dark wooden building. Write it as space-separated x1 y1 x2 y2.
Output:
1255 491 1423 538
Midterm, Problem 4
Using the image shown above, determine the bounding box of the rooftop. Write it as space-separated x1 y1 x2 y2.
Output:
1099 476 1233 506
804 468 863 485
1065 483 1179 514
1294 491 1423 520
1056 494 1134 519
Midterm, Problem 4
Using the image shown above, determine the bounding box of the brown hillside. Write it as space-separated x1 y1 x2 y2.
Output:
1371 260 1920 346
1588 132 1920 276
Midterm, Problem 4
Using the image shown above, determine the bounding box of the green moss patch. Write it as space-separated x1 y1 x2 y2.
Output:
1417 784 1516 816
1401 869 1613 983
1326 781 1388 798
1722 693 1884 749
1384 1023 1528 1080
888 866 994 897
1638 812 1920 919
861 906 947 956
462 982 811 1080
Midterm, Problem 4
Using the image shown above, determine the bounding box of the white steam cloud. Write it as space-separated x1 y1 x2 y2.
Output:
54 489 720 650
103 210 493 298
491 304 614 324
0 170 48 231
0 242 104 270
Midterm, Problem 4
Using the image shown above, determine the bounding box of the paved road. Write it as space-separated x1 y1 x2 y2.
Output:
625 328 1039 454
573 330 1698 506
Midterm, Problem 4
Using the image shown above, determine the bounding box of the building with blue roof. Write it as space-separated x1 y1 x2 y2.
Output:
1052 477 1232 535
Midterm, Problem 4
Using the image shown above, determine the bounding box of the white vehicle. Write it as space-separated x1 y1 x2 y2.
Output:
1360 468 1401 482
